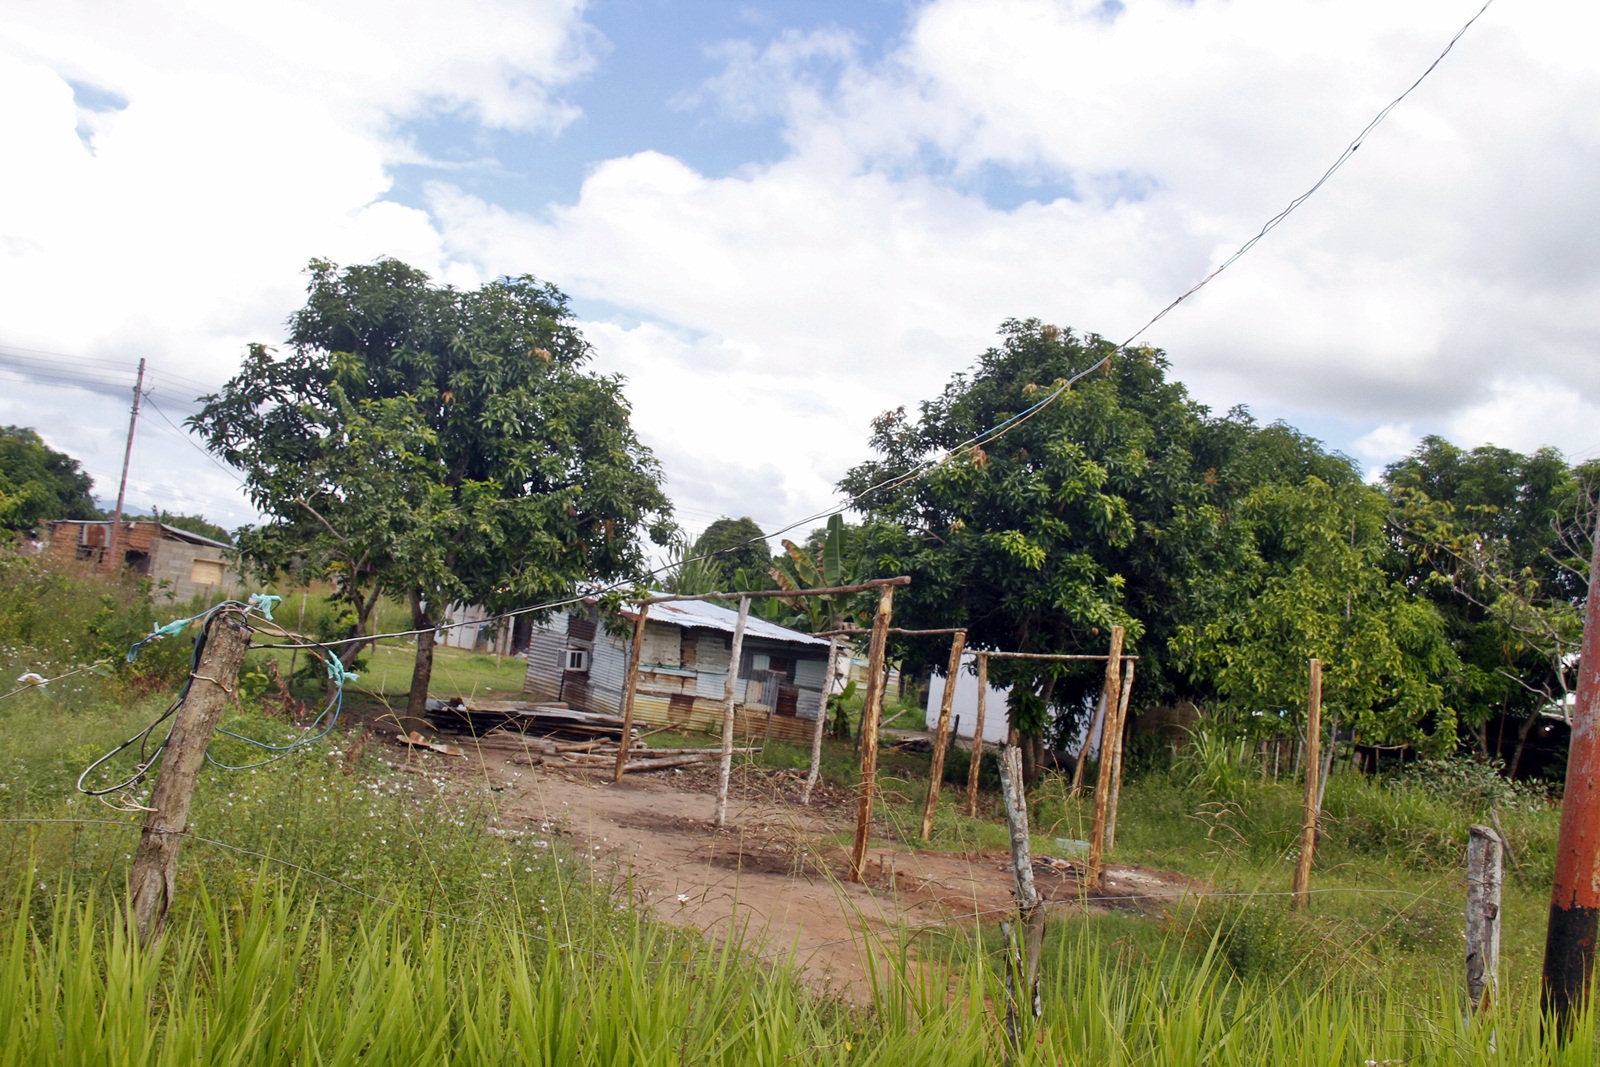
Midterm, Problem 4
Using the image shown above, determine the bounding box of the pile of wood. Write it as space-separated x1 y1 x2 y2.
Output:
425 697 630 742
458 728 760 774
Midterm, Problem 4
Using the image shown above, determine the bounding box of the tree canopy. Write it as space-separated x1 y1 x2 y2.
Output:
192 258 672 707
690 517 771 579
0 427 99 535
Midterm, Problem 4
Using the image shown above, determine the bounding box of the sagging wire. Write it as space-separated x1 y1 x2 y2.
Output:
0 661 111 702
75 594 359 801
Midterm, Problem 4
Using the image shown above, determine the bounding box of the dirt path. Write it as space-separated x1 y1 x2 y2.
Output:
394 733 1199 1001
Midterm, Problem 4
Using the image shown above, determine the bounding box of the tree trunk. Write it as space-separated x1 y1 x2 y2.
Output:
406 592 436 720
1508 711 1540 778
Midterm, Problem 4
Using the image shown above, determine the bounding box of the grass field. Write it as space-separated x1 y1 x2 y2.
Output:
1 558 1595 1063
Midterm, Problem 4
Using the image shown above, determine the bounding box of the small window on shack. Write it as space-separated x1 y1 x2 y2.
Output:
190 559 226 587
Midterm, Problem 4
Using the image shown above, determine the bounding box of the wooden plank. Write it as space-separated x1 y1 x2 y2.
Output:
1467 824 1504 1016
129 608 252 945
1104 659 1136 853
713 597 751 827
920 629 967 841
642 576 910 605
803 638 844 806
1084 625 1125 890
966 652 989 817
613 605 650 783
999 744 1046 1045
1292 658 1323 908
850 583 896 882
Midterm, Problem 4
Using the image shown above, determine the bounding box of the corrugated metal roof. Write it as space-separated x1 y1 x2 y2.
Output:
625 597 830 647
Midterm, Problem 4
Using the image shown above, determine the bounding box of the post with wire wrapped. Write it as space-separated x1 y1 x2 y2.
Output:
128 606 253 945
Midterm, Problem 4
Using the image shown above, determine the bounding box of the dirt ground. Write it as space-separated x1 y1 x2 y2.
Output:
383 728 1200 1001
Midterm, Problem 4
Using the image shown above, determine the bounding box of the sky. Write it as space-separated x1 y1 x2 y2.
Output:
2 0 1598 539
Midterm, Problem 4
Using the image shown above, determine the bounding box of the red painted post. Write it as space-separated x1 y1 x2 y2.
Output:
1543 511 1600 1032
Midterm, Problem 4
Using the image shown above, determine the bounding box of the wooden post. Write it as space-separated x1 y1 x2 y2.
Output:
713 597 751 828
1467 824 1504 1017
1069 691 1105 798
966 652 989 817
920 629 967 841
612 604 650 783
129 608 252 945
801 637 843 806
998 744 1046 1043
1104 659 1136 853
1291 658 1323 908
849 583 895 882
1084 626 1125 890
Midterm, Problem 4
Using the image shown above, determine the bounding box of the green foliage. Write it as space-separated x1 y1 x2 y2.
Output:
191 259 673 687
844 321 1365 760
0 554 192 692
661 530 726 595
1386 437 1593 748
690 516 771 577
0 426 99 534
1173 477 1459 751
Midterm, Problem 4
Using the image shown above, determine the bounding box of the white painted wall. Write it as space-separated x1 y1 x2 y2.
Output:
923 651 1012 744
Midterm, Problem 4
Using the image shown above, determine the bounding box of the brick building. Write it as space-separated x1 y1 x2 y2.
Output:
42 520 238 604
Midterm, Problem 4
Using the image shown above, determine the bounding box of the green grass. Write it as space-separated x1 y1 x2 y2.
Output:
3 555 1597 1062
348 641 530 701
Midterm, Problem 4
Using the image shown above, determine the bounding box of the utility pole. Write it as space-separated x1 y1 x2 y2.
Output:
1542 509 1600 1034
105 358 146 571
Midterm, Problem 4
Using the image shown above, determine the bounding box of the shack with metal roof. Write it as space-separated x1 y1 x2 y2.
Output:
522 599 832 743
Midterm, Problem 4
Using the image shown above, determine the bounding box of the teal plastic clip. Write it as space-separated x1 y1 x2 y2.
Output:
248 593 283 621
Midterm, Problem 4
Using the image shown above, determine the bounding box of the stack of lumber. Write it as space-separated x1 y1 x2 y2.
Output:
459 729 760 773
425 697 631 742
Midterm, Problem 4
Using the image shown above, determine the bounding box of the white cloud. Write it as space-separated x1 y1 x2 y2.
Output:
5 0 1600 540
0 0 595 516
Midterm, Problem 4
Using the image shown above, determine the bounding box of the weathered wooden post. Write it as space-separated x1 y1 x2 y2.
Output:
801 637 844 806
1291 658 1323 909
1069 691 1105 798
712 597 751 828
849 583 895 882
1104 658 1136 853
613 603 650 783
920 629 967 841
129 608 252 945
966 652 989 817
998 743 1046 1045
1467 824 1504 1017
1084 625 1125 890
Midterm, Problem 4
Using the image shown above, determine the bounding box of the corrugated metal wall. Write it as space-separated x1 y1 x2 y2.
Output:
523 622 566 703
587 631 629 715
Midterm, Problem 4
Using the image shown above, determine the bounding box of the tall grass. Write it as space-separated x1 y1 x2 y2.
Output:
2 876 1595 1065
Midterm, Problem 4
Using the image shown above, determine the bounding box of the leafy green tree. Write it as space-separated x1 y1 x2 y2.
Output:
193 258 672 713
690 517 771 579
1386 437 1591 771
1172 477 1459 753
0 427 99 534
843 320 1315 777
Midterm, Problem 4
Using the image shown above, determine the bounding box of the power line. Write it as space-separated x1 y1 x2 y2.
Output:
1117 0 1497 349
